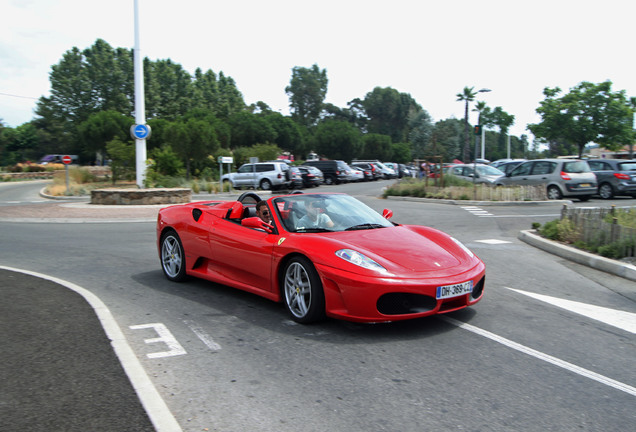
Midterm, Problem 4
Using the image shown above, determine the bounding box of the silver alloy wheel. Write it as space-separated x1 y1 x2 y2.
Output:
161 234 183 279
547 186 562 200
284 262 311 319
260 179 272 190
599 183 614 199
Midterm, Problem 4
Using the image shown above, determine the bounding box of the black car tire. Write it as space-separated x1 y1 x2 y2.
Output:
282 257 325 324
160 230 187 282
598 183 614 199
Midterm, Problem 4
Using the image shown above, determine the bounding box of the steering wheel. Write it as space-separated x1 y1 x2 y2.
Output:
291 190 304 195
237 191 262 205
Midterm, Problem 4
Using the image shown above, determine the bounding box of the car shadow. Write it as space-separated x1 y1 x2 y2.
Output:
131 270 480 344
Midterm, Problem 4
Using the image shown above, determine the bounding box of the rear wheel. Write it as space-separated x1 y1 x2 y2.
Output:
260 179 272 190
598 183 614 199
547 185 563 200
282 257 325 323
324 176 334 185
160 231 187 282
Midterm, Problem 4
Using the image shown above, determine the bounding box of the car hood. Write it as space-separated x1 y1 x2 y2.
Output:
329 225 467 274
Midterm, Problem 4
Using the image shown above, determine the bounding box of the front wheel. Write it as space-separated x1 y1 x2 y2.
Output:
160 231 187 282
282 257 325 323
547 185 563 200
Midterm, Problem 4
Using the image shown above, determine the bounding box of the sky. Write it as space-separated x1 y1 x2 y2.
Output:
1 0 635 140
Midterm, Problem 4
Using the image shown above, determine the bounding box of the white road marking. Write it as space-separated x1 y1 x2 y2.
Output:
506 287 636 334
184 320 222 351
488 213 561 218
130 323 187 358
475 239 512 245
460 206 493 217
441 315 636 397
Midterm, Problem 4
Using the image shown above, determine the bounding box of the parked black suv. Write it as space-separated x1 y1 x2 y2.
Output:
303 160 349 185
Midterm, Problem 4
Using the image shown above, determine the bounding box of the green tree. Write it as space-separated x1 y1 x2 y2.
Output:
105 137 135 183
228 111 277 148
408 110 434 159
167 118 219 180
363 87 422 143
360 133 392 161
149 145 184 177
1 123 42 164
311 119 362 161
391 142 412 163
232 143 282 168
285 64 328 128
529 81 636 158
491 106 515 160
77 110 132 162
262 112 303 156
456 86 478 162
430 118 463 162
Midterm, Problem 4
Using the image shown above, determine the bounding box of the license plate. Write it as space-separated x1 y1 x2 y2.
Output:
436 281 473 299
579 183 591 187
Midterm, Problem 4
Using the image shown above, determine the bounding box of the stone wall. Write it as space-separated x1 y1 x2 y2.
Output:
91 188 191 205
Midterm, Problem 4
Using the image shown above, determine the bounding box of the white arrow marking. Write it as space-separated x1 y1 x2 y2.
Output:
506 287 636 334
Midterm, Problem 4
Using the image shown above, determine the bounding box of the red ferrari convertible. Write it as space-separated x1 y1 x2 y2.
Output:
157 192 485 323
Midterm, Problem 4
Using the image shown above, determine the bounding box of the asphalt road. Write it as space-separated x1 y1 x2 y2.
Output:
1 180 635 432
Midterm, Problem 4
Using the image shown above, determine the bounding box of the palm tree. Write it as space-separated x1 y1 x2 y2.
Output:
456 86 477 162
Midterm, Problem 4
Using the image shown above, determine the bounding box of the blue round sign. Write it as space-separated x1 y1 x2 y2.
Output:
130 124 151 140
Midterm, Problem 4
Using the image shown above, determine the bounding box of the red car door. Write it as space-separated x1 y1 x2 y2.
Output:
207 218 277 296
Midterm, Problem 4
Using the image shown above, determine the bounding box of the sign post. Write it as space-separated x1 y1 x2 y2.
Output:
62 155 72 193
218 156 234 191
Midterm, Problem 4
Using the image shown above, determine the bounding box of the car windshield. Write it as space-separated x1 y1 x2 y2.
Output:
273 194 393 233
476 165 505 176
563 161 591 173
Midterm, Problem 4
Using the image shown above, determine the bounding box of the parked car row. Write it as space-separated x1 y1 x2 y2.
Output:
446 157 636 201
220 158 407 191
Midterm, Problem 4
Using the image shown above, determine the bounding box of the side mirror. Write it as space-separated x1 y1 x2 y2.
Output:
382 209 393 220
241 217 273 233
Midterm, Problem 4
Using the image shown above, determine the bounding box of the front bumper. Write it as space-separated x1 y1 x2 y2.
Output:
315 261 486 323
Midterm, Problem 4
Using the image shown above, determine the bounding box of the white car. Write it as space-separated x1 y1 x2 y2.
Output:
449 164 505 185
221 161 292 190
348 167 365 181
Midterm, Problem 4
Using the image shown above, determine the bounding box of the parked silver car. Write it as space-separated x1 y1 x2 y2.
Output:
448 164 505 184
221 161 292 190
587 159 636 199
495 159 597 201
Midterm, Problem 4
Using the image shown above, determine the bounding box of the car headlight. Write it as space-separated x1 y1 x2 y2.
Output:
450 237 474 258
335 249 387 273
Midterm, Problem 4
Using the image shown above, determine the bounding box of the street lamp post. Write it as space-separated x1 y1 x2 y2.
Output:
478 88 491 161
473 88 491 199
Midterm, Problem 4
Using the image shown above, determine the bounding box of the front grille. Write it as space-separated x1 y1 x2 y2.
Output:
377 293 437 315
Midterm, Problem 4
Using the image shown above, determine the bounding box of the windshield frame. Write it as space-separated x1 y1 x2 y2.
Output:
272 193 394 233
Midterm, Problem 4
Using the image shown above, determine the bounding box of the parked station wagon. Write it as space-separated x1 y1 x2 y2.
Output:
495 159 597 201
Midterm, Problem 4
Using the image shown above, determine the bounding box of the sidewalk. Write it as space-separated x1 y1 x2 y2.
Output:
0 192 236 223
0 267 158 431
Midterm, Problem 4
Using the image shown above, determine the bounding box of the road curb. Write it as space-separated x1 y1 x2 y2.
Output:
518 230 636 282
384 196 572 206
